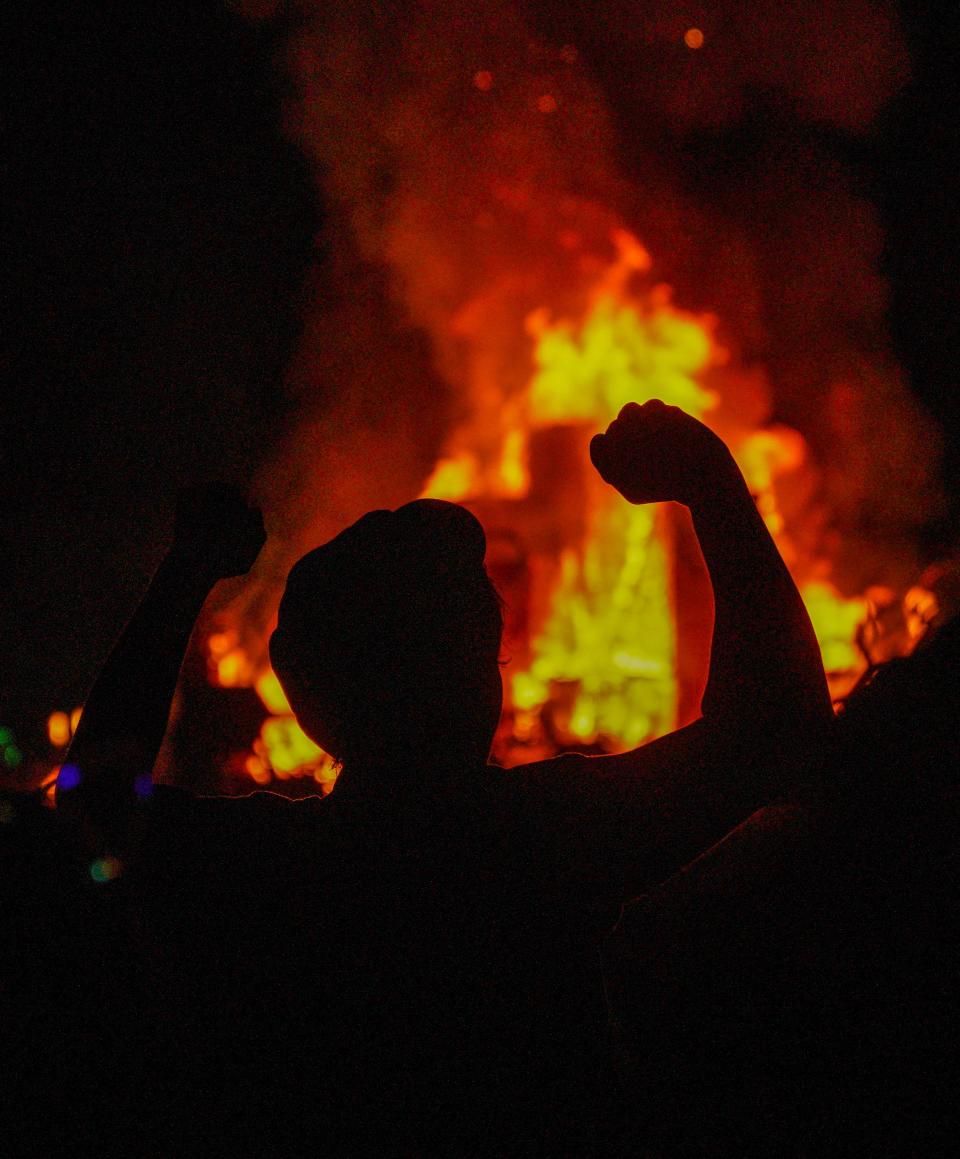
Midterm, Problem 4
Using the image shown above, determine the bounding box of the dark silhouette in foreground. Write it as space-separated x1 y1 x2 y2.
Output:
607 610 960 1158
55 402 833 1155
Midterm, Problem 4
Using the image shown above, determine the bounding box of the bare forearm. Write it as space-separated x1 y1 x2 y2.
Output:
692 466 831 728
59 550 216 824
585 402 831 892
56 485 265 853
590 401 829 730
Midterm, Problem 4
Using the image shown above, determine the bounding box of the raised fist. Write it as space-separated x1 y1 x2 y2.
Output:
173 483 266 580
589 400 737 508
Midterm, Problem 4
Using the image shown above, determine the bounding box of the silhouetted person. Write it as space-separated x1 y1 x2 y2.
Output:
605 606 960 1156
57 402 831 1155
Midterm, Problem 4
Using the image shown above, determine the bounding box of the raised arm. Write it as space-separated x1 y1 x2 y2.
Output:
57 485 265 853
537 401 831 892
592 400 830 732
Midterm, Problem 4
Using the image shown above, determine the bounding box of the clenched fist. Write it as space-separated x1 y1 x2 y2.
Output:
589 400 738 509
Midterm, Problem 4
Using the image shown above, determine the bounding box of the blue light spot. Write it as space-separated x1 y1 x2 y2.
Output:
133 773 154 799
57 763 83 791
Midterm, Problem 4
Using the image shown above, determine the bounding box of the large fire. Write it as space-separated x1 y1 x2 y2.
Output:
21 5 946 809
200 229 935 788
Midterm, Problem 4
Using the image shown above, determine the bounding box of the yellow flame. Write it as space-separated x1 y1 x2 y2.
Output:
735 427 807 537
421 455 477 502
207 629 257 687
421 416 529 502
250 665 339 789
527 293 716 425
258 717 324 776
206 626 341 787
255 669 292 715
519 504 677 747
499 427 531 496
243 711 339 788
800 581 870 696
509 256 721 749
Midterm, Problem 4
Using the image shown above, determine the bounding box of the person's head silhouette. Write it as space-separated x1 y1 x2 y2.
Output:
270 500 503 783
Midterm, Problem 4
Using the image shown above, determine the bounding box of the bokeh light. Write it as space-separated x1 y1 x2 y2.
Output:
56 763 83 792
90 856 123 883
2 744 23 768
48 711 72 747
133 772 155 799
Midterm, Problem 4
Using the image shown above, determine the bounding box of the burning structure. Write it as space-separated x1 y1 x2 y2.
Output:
42 1 945 790
201 0 943 788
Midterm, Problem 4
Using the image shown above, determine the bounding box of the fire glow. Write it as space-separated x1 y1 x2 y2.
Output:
209 230 932 786
191 5 939 788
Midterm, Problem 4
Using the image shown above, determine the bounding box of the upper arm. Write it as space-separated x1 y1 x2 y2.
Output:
518 716 787 900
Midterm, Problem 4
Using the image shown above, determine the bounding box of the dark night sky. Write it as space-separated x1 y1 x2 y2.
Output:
2 1 958 768
877 0 960 481
3 2 319 757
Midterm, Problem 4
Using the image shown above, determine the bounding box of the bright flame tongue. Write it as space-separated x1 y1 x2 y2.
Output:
514 502 678 748
506 272 718 749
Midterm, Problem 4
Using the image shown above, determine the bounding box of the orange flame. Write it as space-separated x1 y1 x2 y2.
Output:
208 229 922 782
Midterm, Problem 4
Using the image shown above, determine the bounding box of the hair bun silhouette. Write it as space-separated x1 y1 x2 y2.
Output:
394 499 487 570
271 500 501 757
286 500 487 604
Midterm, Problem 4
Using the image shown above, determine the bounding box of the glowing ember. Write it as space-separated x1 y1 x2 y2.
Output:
207 630 257 688
47 711 72 747
206 638 339 789
244 686 338 790
47 706 82 748
904 585 939 640
248 666 340 787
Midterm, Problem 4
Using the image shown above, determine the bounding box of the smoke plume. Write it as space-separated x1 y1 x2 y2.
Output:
229 0 941 659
